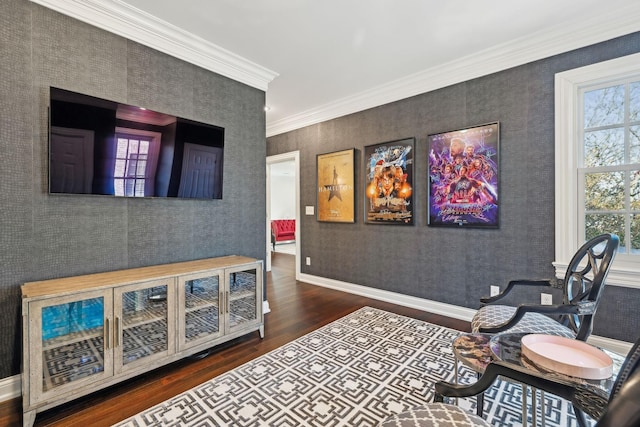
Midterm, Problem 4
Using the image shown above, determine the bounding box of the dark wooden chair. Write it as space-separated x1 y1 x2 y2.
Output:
471 233 619 341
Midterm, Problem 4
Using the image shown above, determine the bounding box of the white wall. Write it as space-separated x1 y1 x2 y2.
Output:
270 174 295 219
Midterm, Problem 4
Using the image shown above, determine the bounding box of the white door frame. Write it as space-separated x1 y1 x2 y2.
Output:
266 151 300 279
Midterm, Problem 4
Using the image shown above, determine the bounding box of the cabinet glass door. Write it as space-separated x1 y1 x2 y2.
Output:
178 270 223 350
28 289 113 405
227 264 262 333
114 279 175 373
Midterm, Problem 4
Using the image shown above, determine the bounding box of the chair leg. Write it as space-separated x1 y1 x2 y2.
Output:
476 372 484 416
523 384 528 427
573 407 589 427
541 390 546 427
532 386 536 426
454 357 459 406
453 352 484 417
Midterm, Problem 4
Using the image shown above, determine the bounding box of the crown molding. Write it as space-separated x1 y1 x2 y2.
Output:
28 1 640 136
29 0 278 91
266 4 640 137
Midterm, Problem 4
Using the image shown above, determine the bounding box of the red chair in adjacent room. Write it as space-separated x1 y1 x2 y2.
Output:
270 219 296 250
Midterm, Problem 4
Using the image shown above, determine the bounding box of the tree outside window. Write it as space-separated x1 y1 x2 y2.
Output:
581 81 640 253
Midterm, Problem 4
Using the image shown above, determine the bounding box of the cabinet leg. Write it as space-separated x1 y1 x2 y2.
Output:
23 410 36 427
259 325 264 339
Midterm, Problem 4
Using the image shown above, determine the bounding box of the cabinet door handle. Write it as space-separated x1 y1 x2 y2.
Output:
115 317 120 348
220 291 224 315
105 318 110 349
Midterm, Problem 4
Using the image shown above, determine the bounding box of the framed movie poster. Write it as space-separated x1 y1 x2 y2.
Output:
316 148 355 223
428 122 499 228
364 138 414 225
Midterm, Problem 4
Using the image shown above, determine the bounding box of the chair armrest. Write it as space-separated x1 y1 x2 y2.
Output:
480 279 557 304
574 300 597 315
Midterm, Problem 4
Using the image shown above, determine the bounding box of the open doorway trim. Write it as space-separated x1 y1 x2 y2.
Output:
266 151 301 282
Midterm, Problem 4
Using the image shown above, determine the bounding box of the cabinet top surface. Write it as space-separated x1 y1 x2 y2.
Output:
22 255 260 299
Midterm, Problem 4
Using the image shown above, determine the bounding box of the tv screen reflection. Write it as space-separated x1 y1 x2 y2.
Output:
49 87 224 199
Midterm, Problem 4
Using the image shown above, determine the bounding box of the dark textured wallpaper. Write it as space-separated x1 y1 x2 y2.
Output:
267 32 640 344
0 0 266 379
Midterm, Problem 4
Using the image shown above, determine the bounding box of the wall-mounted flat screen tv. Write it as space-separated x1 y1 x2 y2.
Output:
49 87 224 199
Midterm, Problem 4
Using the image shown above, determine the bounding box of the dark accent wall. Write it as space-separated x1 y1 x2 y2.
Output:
268 33 640 343
0 0 266 379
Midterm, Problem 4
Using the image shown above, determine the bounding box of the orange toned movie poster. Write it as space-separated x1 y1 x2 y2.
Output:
316 149 355 222
364 138 414 225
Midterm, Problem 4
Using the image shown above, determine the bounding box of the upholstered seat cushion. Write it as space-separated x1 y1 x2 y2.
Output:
378 403 490 427
471 305 576 338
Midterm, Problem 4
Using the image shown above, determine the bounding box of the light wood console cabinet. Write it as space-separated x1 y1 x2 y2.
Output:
21 255 263 427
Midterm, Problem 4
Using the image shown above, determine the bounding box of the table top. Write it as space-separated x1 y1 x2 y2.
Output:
452 333 493 373
453 332 625 393
452 332 626 421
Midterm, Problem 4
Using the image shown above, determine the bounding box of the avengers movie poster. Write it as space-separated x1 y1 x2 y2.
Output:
428 123 499 228
364 138 414 225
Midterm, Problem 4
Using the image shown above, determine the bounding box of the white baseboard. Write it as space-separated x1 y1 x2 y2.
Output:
1 279 631 405
298 273 477 321
0 374 20 403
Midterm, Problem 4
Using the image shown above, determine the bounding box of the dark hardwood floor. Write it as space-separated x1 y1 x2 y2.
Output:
0 253 470 427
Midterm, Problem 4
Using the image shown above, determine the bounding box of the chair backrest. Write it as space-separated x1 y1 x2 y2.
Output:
596 335 640 427
562 233 619 341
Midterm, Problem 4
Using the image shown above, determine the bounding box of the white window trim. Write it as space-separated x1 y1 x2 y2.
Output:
554 52 640 289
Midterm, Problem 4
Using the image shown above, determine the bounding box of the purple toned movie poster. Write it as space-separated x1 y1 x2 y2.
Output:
428 122 499 228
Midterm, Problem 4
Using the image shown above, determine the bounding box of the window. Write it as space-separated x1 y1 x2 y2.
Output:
580 80 640 251
114 135 150 197
555 53 640 289
113 128 161 197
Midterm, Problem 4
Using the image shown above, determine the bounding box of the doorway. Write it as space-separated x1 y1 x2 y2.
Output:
266 151 300 280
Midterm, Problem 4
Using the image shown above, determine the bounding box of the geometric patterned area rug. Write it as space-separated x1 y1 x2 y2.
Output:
113 307 582 427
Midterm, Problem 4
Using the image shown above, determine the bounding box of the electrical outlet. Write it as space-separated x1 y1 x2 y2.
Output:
306 257 311 266
490 285 500 296
541 293 552 305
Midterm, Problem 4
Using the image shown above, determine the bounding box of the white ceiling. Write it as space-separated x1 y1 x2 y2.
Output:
33 0 640 136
